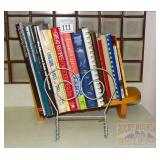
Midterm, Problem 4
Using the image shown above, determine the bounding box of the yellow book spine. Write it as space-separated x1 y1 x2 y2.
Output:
39 29 69 113
47 30 70 112
116 41 128 97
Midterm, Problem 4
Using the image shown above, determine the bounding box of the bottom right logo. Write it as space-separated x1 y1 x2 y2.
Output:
117 123 156 145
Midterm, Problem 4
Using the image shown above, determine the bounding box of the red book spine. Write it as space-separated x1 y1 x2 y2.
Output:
97 39 111 99
63 33 81 110
51 28 77 111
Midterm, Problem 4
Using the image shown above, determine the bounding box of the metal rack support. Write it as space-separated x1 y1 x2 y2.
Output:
44 68 115 141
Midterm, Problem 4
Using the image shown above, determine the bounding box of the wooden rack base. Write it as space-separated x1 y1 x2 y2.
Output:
34 87 141 121
109 87 141 118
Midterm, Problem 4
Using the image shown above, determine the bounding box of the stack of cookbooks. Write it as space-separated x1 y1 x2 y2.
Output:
16 23 128 118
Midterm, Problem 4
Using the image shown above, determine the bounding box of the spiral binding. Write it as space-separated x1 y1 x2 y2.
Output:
82 28 104 107
44 67 116 140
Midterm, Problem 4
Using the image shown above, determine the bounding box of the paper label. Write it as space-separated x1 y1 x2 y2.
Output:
59 24 74 33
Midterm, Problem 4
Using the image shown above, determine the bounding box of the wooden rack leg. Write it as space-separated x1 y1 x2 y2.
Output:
118 103 127 118
30 84 44 121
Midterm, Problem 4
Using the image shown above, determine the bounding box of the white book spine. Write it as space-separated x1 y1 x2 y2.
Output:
82 28 104 107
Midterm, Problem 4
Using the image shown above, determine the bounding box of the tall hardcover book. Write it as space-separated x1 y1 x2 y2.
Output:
71 32 98 108
31 25 57 113
106 34 122 100
16 23 43 117
97 38 112 100
51 27 78 111
112 36 128 97
100 35 116 99
38 28 70 113
23 25 54 116
63 33 87 110
90 32 108 104
82 28 104 107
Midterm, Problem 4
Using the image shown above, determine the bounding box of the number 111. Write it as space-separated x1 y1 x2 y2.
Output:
62 24 71 31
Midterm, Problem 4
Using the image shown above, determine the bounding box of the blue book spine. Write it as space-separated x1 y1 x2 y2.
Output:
71 32 97 108
23 26 54 116
106 34 122 100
